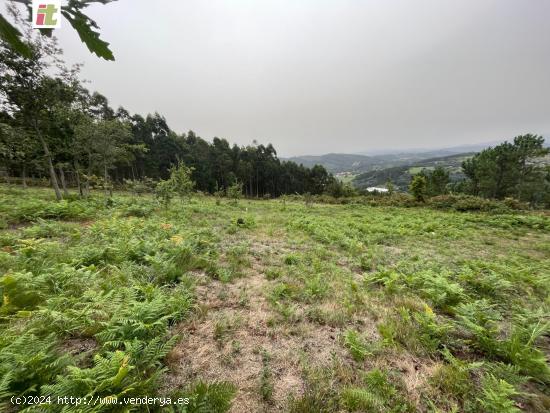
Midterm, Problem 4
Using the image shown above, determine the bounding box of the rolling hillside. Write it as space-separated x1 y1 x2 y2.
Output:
352 152 474 190
285 143 499 175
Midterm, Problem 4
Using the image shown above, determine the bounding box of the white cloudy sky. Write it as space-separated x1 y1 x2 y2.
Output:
41 0 550 156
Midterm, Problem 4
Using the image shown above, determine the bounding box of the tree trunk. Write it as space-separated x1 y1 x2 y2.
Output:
35 123 62 200
59 166 69 197
22 164 27 188
85 152 92 198
104 161 110 197
74 161 83 197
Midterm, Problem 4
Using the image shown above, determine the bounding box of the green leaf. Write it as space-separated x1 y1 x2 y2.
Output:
0 13 32 58
62 10 114 61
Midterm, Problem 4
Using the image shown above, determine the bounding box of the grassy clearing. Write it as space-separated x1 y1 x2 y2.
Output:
0 186 549 412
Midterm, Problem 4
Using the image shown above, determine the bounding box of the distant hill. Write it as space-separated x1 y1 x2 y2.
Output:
284 153 375 173
285 151 469 175
286 139 549 181
285 143 498 175
352 152 474 190
356 141 503 157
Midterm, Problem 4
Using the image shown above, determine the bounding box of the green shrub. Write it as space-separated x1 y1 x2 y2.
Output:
0 271 47 315
284 254 300 265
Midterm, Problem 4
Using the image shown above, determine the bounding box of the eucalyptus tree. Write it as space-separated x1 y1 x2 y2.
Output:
0 29 67 198
0 122 38 186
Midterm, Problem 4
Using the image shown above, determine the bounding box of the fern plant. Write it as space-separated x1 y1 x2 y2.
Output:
340 369 414 413
477 375 520 413
343 329 372 362
173 381 237 413
0 332 70 402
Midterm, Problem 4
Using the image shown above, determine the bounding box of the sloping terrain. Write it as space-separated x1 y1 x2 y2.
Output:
352 152 474 190
285 144 492 175
1 187 549 412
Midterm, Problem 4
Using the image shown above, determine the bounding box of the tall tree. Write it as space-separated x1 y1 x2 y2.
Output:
0 30 66 199
462 135 549 203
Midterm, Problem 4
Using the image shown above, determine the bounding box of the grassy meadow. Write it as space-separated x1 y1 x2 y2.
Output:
0 186 549 412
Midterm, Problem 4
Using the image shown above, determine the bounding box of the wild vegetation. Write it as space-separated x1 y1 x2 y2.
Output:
1 4 549 413
0 185 548 412
0 14 338 201
353 153 473 191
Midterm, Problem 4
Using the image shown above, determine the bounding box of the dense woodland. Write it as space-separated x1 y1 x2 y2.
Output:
0 29 338 200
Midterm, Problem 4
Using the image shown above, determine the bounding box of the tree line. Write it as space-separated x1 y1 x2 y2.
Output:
409 135 550 206
0 25 340 200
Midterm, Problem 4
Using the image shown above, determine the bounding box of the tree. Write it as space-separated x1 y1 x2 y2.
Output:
74 117 136 197
169 161 195 202
93 119 133 196
386 179 395 195
422 166 449 197
227 181 243 205
461 135 549 204
513 134 549 202
154 162 196 207
0 29 66 199
0 122 38 186
409 175 427 202
155 179 174 208
1 15 339 201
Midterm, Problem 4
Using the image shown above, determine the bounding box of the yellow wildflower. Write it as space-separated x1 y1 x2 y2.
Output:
424 304 434 316
170 235 184 245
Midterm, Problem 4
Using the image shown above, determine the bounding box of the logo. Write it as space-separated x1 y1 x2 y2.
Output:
32 0 62 29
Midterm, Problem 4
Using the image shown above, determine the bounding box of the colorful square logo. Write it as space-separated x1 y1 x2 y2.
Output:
32 0 62 29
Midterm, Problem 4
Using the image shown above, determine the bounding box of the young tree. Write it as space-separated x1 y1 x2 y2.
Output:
410 175 428 202
386 179 395 195
155 179 175 207
154 161 196 207
227 181 243 205
169 161 195 202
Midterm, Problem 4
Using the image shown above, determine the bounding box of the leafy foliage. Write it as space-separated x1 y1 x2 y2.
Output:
0 184 549 412
409 175 428 202
340 369 414 412
0 0 116 60
461 135 549 204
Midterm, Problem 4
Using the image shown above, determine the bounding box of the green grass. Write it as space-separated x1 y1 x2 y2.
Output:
408 166 434 174
1 186 549 412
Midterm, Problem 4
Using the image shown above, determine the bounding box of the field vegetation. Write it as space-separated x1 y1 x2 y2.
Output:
1 185 549 412
1 6 549 412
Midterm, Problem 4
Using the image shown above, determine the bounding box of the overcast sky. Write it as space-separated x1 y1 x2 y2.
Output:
49 0 550 156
